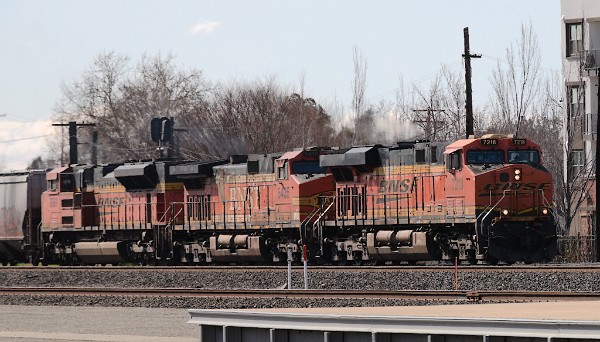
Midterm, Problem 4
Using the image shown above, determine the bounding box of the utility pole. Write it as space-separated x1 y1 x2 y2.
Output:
463 27 481 139
413 107 445 141
596 81 599 249
52 121 95 165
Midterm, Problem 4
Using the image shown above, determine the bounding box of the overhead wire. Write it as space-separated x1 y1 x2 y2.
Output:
0 135 52 144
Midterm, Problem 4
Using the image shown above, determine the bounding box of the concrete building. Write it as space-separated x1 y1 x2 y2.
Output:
561 0 600 241
188 301 600 341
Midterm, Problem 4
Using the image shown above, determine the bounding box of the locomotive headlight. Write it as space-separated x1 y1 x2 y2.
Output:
542 208 549 215
514 168 522 181
502 209 509 216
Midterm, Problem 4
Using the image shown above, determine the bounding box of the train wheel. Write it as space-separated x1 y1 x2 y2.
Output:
335 251 347 266
353 253 364 266
30 253 40 266
367 259 382 266
467 251 478 265
1 260 6 267
486 256 498 265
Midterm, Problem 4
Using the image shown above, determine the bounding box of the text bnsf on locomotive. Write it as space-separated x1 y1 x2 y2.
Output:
0 134 557 266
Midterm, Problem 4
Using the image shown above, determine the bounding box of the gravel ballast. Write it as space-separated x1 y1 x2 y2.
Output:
0 267 598 308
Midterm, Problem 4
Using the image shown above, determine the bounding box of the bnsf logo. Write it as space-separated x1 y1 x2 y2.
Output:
378 179 413 193
482 182 550 191
98 197 126 206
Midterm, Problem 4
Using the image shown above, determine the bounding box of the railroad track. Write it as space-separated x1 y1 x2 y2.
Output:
2 264 600 272
0 287 599 302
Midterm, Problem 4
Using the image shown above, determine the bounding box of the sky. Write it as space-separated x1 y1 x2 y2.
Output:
0 0 561 171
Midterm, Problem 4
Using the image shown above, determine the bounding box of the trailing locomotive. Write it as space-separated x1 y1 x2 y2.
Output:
3 134 557 266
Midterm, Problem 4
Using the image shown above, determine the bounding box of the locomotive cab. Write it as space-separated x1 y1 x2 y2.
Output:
446 135 557 264
41 165 96 230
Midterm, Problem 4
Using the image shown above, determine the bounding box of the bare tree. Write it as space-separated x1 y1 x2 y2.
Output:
54 52 211 163
412 73 446 141
489 22 541 135
351 46 368 145
486 21 595 238
182 78 337 159
557 62 595 236
438 64 467 140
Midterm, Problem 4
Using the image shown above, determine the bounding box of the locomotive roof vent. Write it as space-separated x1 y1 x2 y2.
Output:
113 163 158 190
230 155 248 164
170 160 228 179
320 145 382 167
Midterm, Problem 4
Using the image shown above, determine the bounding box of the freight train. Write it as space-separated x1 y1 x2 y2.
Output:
0 135 558 266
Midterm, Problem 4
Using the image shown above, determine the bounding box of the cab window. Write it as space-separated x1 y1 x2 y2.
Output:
508 150 540 164
466 150 504 165
48 179 58 191
446 151 462 171
292 160 325 174
277 161 288 180
59 174 75 192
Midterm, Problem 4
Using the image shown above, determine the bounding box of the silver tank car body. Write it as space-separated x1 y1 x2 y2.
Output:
0 170 46 264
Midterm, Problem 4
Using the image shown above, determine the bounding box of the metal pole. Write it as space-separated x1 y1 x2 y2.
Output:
463 27 480 138
303 244 308 290
287 243 292 290
596 81 599 255
454 256 459 290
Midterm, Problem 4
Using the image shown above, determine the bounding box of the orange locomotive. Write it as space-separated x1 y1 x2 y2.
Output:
317 135 556 265
39 150 335 265
37 135 556 265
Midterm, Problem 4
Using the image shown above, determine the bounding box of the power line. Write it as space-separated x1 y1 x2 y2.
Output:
0 135 51 144
480 54 560 73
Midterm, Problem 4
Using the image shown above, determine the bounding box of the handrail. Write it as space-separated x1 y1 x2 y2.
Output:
313 199 336 256
313 199 335 230
300 201 324 242
474 191 494 247
538 189 553 210
479 191 508 235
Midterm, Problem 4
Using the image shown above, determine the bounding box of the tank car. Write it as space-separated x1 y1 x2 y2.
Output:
0 170 46 265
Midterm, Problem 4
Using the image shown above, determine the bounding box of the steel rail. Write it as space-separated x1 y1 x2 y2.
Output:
0 287 599 302
2 264 600 272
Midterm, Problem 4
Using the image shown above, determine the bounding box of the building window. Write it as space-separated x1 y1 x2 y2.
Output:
567 85 585 119
566 22 583 57
570 149 585 176
584 112 597 135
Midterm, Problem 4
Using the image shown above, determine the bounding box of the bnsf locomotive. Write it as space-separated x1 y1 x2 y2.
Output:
0 135 557 266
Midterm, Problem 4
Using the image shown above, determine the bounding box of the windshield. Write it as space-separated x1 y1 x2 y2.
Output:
466 150 504 165
292 160 326 174
508 150 540 164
